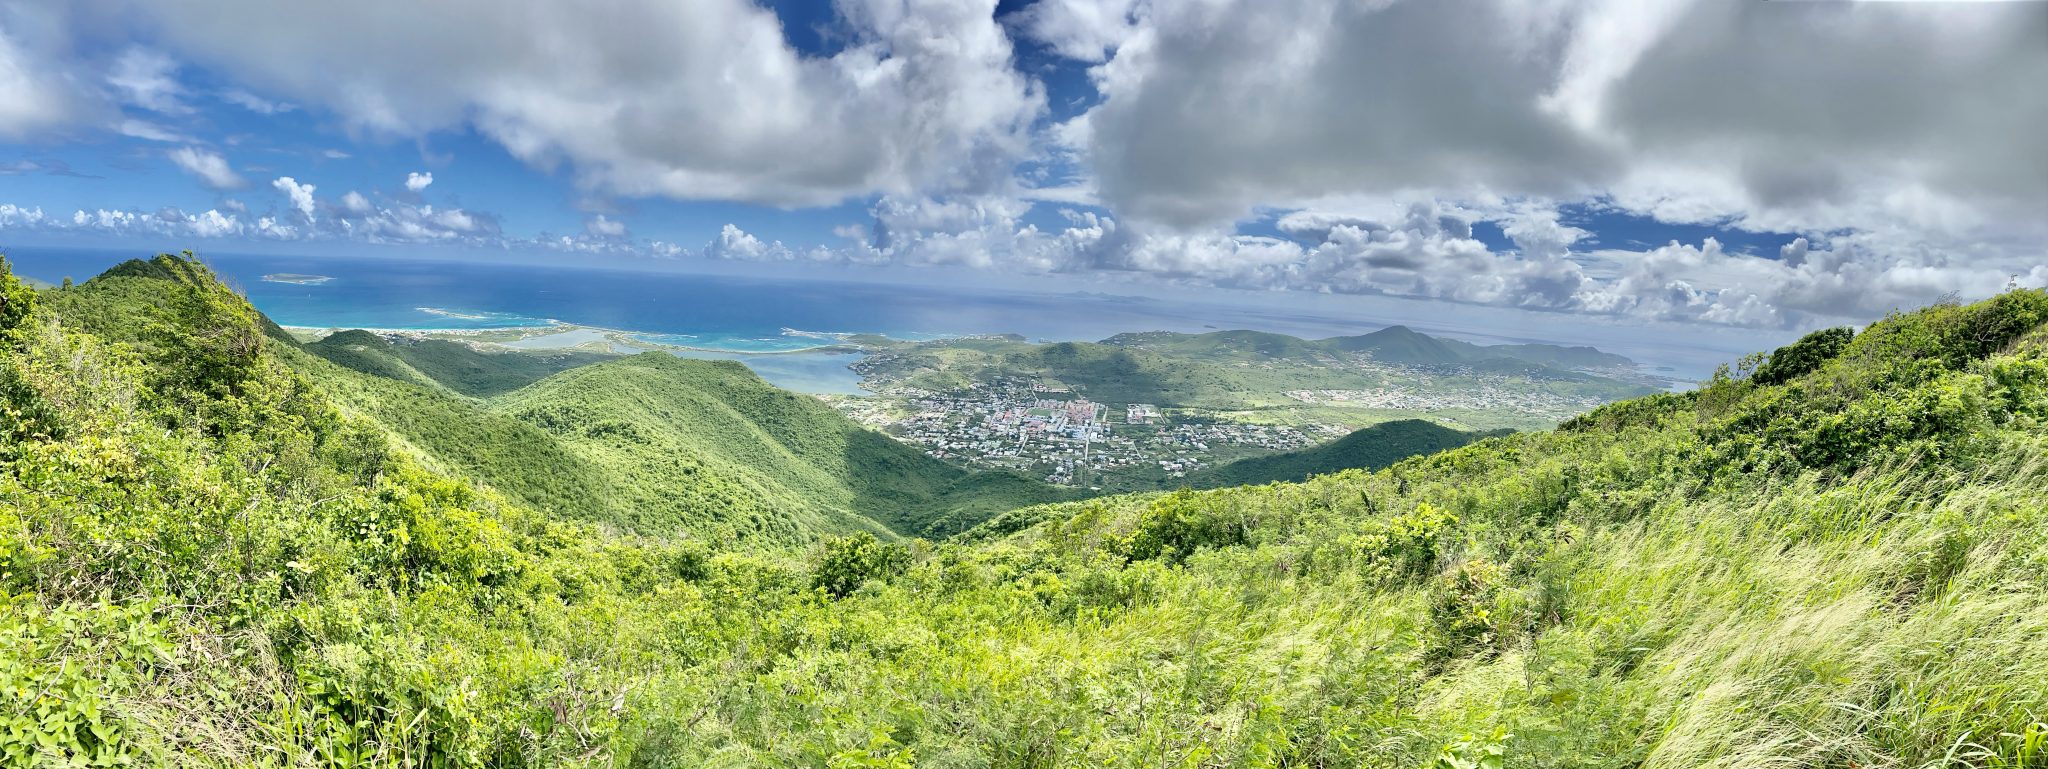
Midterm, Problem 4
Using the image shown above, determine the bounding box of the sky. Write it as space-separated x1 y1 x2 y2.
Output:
1 0 2044 335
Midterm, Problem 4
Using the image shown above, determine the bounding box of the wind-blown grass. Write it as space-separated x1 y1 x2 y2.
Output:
4 255 2046 767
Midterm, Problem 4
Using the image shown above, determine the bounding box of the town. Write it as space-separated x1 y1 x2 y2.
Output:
825 378 1333 489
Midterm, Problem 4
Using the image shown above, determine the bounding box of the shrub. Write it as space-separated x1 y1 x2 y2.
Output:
813 533 912 598
1353 502 1458 583
1117 489 1249 564
1751 326 1853 386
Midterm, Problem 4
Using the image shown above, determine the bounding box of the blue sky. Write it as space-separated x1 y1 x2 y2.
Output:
1 0 2043 332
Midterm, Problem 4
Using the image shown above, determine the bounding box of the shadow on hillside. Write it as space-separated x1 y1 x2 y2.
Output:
1025 343 1184 406
1179 419 1485 490
840 426 1076 541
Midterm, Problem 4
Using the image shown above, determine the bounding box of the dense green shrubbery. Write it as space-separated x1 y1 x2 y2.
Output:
1749 326 1853 386
812 533 913 598
6 255 2048 767
1177 419 1494 489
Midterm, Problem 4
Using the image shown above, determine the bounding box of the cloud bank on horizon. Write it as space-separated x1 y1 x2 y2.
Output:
0 0 2043 330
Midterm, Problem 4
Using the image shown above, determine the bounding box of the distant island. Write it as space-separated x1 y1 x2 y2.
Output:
262 273 332 285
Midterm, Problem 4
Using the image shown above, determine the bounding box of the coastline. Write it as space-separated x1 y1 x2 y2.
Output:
282 321 884 356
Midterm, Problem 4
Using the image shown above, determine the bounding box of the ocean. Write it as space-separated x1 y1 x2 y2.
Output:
3 246 1733 392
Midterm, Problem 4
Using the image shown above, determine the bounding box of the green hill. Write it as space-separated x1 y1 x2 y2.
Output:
492 352 1072 539
1118 324 1637 371
307 329 613 397
1177 418 1500 488
1320 324 1473 364
35 255 1065 545
9 252 2048 767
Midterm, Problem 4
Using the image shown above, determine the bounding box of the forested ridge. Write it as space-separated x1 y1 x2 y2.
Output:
5 254 2048 767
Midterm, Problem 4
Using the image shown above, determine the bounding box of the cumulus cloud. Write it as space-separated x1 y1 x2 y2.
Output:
1037 0 2048 235
167 147 246 190
50 206 259 240
404 171 433 192
0 185 498 246
337 191 372 214
704 224 795 262
0 26 75 138
1 0 2040 330
271 176 317 221
791 191 2045 329
584 214 626 238
32 0 1045 207
1012 0 1140 63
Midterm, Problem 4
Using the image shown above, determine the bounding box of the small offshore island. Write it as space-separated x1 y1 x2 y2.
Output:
262 272 333 285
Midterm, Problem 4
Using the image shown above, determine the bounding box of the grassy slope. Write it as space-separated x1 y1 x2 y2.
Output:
307 329 614 397
1176 418 1500 489
493 353 1073 539
11 254 2048 767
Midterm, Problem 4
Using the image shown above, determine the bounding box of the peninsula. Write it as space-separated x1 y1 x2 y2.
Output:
261 272 332 285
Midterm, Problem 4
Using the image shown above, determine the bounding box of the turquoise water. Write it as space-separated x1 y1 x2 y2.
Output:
4 247 1437 349
3 247 1415 392
6 248 1297 352
2 246 1723 391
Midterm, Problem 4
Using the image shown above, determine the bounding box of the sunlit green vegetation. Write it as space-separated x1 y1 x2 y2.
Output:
5 253 2047 767
307 330 614 397
1178 419 1504 489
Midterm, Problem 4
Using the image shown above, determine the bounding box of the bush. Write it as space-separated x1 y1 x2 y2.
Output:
1117 489 1249 564
1353 502 1458 583
813 533 912 598
1751 326 1853 386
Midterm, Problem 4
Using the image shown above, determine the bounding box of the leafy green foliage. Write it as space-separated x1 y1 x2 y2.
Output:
307 329 612 397
1178 418 1498 489
812 533 913 598
1750 326 1853 386
0 257 34 332
489 353 1073 541
6 254 2048 767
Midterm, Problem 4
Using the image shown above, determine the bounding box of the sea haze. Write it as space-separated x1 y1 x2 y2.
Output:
5 247 1723 392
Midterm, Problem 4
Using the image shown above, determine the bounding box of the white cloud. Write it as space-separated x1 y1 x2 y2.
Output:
584 214 626 238
2 0 2040 331
0 26 74 139
219 88 290 114
1035 0 2048 237
44 0 1045 207
116 119 192 143
704 223 794 262
321 149 351 159
106 48 188 114
1012 0 1141 63
272 176 317 221
404 171 432 192
0 203 48 228
167 146 246 190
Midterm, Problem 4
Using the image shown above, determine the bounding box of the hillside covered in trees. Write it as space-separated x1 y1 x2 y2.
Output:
5 254 2047 767
1177 418 1506 490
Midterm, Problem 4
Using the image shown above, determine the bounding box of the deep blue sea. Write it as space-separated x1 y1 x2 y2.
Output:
4 246 1734 392
0 247 1437 393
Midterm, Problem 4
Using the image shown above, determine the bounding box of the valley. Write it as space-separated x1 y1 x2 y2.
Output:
281 300 1658 495
7 255 2047 766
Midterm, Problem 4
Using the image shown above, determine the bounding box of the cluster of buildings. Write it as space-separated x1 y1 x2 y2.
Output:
828 378 1325 488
